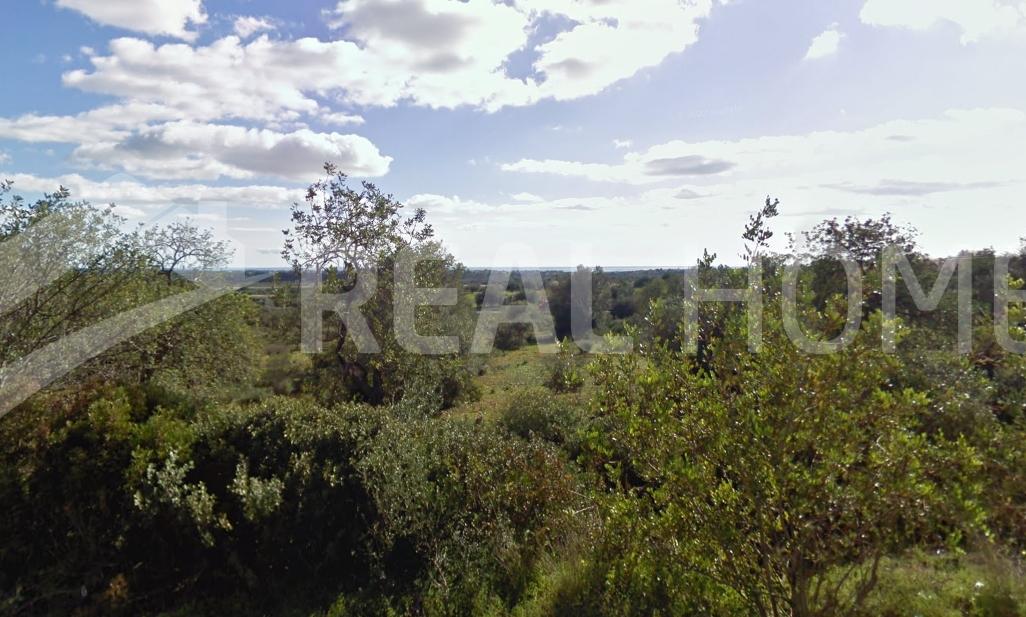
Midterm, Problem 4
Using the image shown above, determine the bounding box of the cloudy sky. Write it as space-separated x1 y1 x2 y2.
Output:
2 0 1026 267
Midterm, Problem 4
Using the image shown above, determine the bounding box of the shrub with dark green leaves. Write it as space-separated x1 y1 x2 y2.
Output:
357 415 585 615
499 387 587 457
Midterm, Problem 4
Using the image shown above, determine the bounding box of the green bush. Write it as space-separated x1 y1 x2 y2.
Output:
357 415 585 615
545 339 584 394
498 387 587 457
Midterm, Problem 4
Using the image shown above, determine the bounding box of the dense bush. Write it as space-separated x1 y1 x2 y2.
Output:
0 388 585 616
498 387 587 457
357 416 585 615
585 304 988 617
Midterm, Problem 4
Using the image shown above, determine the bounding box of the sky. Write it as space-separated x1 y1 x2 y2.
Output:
2 0 1026 268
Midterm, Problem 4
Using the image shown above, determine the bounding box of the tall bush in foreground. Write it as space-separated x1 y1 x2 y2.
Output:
587 304 985 617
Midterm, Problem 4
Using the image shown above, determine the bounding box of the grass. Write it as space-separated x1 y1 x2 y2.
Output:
856 549 1026 617
450 346 593 420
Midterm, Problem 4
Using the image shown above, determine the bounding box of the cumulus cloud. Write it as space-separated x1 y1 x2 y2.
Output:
0 103 183 143
521 0 723 103
0 104 389 182
233 16 276 39
55 0 207 41
321 112 366 127
3 172 302 210
70 121 392 181
63 37 332 122
59 0 725 117
804 26 844 60
860 0 1026 43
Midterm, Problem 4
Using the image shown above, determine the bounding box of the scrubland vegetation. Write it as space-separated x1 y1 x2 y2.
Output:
2 172 1026 616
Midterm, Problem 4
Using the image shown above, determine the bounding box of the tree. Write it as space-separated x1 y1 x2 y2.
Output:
796 213 918 268
281 163 432 275
282 165 474 410
546 338 584 393
0 183 144 398
141 220 231 283
1 182 260 407
742 196 780 263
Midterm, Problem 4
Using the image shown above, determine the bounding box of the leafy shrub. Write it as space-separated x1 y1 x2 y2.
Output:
545 339 584 394
357 415 585 615
585 308 987 617
499 387 587 456
494 323 535 351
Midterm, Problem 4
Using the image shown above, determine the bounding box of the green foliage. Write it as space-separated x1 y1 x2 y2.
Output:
499 386 587 456
857 550 1026 617
281 169 479 412
358 414 583 613
0 182 262 407
493 323 535 351
585 306 987 617
545 338 584 394
0 387 584 615
6 183 1026 617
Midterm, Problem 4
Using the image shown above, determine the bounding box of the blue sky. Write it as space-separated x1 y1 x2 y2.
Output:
3 0 1026 267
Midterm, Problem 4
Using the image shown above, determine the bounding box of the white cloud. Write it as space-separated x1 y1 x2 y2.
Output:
860 0 1026 44
502 153 736 184
0 103 184 143
503 158 638 183
613 139 633 149
321 112 366 126
504 108 1026 189
111 204 146 218
490 108 1026 262
0 104 389 182
0 151 9 165
55 0 207 41
804 26 844 60
63 37 328 122
511 192 544 202
519 0 722 103
59 0 724 117
233 15 276 39
407 193 497 216
4 172 302 209
70 121 392 181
